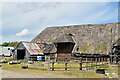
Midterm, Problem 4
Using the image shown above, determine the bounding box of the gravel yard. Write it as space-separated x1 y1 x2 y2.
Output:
1 70 76 78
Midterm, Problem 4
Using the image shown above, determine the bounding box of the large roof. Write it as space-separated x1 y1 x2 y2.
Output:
114 38 120 46
54 34 75 43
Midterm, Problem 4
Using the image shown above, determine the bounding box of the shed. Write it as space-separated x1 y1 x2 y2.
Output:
13 42 44 61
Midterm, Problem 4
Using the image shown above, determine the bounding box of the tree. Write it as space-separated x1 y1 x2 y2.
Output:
1 42 9 47
0 41 19 47
8 42 19 47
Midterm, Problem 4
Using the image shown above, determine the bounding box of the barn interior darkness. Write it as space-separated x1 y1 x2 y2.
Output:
56 42 75 53
17 49 25 59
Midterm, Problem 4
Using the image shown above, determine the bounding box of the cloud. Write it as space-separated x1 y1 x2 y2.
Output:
16 29 29 37
1 2 118 43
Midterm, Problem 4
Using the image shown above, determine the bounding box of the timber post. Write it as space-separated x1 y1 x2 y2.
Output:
47 56 50 71
52 62 54 71
65 62 67 70
79 57 82 70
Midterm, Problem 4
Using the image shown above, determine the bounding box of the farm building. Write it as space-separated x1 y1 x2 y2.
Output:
31 22 120 63
13 41 57 61
0 46 14 57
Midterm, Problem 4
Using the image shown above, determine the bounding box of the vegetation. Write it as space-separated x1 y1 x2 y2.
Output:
95 42 107 53
1 57 118 78
0 42 19 47
1 42 9 47
2 62 105 78
79 44 90 52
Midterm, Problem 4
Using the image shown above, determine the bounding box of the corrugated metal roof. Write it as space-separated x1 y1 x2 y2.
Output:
21 42 57 55
42 44 57 53
23 42 44 55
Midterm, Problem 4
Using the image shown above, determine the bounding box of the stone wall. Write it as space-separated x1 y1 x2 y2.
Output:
31 22 120 54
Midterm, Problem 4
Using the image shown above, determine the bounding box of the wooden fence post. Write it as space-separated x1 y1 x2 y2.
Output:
79 63 82 70
79 57 82 70
52 62 54 71
102 57 103 65
96 58 97 69
47 56 50 71
65 62 67 70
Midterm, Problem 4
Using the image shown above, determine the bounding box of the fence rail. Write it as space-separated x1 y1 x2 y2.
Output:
25 55 109 71
49 56 109 71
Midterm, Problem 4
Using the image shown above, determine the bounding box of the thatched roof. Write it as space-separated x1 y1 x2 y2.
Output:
114 38 120 46
54 34 75 43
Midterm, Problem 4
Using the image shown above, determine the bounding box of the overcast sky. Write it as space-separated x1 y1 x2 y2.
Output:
0 0 119 43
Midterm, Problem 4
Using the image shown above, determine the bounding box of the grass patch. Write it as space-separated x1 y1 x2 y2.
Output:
62 70 105 78
1 61 118 78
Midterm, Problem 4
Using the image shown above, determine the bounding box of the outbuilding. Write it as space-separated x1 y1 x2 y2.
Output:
13 42 44 61
13 41 57 61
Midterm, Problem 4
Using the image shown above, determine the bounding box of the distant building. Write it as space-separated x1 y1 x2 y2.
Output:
0 46 14 57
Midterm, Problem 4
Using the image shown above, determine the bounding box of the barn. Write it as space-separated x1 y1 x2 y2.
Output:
31 22 120 63
32 22 120 55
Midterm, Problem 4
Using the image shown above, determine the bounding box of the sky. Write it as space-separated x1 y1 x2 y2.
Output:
0 0 119 43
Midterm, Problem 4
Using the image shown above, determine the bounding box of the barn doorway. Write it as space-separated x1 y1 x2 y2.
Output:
17 49 26 59
54 34 75 61
56 42 75 53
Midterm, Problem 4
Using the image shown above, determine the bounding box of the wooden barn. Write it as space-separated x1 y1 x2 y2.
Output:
13 42 44 61
13 41 57 61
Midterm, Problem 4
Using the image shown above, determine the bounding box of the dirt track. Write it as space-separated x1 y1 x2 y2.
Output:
1 70 75 78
